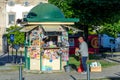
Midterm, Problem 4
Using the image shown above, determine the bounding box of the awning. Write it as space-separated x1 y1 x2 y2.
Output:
41 25 65 32
20 26 37 32
5 27 23 34
65 26 83 32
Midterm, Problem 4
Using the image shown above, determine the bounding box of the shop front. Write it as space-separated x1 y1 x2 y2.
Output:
20 3 79 71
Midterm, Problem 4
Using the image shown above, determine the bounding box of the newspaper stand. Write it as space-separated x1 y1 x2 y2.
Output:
20 3 79 72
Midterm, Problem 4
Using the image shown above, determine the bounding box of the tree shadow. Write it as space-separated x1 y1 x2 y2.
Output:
106 72 120 80
114 72 120 76
74 56 80 61
0 54 25 66
70 75 77 80
106 77 120 80
69 64 78 71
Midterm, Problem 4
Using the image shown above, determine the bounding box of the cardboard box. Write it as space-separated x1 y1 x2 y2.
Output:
90 66 102 72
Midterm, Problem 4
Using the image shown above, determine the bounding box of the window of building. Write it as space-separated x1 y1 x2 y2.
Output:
8 13 16 25
23 1 30 6
8 0 15 6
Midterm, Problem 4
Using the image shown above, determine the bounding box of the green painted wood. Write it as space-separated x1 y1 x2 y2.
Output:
40 52 42 71
24 33 27 68
24 3 79 22
27 57 30 70
24 47 27 68
60 56 62 70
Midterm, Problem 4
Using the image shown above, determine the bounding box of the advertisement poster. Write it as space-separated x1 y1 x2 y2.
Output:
69 38 74 47
88 35 99 54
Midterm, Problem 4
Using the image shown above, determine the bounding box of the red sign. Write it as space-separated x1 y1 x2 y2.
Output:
88 35 99 54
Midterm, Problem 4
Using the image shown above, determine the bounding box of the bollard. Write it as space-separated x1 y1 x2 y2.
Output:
8 49 10 62
12 43 14 63
19 59 23 80
87 64 90 80
12 55 15 64
111 47 114 58
15 49 18 64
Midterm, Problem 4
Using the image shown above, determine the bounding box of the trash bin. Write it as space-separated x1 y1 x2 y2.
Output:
64 65 71 72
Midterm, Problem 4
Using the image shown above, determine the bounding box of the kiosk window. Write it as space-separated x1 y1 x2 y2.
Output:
45 32 62 36
48 36 57 42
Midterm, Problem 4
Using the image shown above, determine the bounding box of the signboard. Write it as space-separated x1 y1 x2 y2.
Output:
10 34 14 42
88 35 99 54
69 38 74 46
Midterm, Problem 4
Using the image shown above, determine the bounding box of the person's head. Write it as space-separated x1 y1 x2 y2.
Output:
78 36 84 43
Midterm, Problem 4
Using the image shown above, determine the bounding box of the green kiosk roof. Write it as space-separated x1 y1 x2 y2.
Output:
24 3 79 23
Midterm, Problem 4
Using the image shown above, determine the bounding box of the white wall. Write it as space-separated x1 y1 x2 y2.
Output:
6 4 36 28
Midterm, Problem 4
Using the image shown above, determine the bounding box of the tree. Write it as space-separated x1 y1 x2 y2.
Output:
6 25 25 45
100 21 120 38
71 0 120 25
49 0 74 18
49 0 120 37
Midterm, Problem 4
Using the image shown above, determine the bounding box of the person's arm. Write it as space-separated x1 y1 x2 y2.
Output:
78 43 84 53
75 47 79 52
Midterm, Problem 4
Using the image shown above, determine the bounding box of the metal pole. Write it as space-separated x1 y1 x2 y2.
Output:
12 43 14 63
87 64 90 80
20 50 22 64
15 49 18 64
111 46 113 58
8 45 10 62
19 59 23 80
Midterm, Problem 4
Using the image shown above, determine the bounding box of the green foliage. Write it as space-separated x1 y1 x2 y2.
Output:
49 0 120 36
6 25 25 45
69 55 118 68
99 21 120 37
49 0 74 18
88 27 97 35
70 0 120 25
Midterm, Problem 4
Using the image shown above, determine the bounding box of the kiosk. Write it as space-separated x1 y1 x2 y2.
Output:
20 3 79 71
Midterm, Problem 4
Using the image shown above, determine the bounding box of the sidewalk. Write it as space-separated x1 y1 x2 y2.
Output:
24 64 120 80
105 52 120 63
0 64 120 80
0 53 120 80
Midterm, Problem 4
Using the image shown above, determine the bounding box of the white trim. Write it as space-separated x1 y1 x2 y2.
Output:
27 22 75 25
42 25 65 32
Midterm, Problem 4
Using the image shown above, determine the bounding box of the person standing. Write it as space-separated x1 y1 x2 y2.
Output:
75 36 89 74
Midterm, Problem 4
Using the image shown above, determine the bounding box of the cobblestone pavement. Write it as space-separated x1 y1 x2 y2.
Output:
0 53 120 80
0 64 120 80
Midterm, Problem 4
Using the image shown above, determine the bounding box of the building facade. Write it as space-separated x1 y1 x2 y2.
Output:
0 0 48 53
